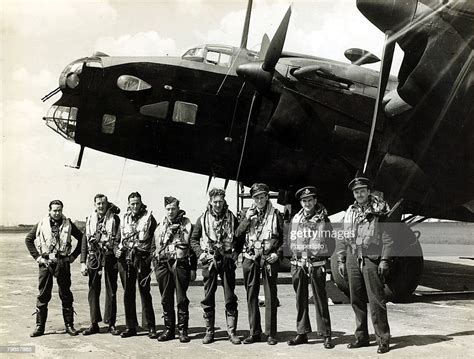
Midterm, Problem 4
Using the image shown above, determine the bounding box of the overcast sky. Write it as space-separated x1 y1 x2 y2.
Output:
0 0 404 225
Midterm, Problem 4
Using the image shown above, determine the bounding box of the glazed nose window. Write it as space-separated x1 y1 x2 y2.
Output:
43 105 78 141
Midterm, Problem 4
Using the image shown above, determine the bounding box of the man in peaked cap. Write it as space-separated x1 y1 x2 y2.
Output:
287 186 335 348
235 183 283 345
336 175 394 354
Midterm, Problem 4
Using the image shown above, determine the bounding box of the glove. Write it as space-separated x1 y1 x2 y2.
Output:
245 205 257 220
190 270 197 282
338 262 347 278
36 257 49 267
378 260 391 280
68 255 76 264
115 249 122 259
80 263 88 276
266 253 279 264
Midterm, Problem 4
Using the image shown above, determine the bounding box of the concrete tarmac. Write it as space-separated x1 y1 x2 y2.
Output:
0 234 473 358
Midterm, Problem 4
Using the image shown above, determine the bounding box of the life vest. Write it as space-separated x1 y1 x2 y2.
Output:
200 209 235 252
155 211 192 259
121 209 153 251
35 215 72 256
290 205 330 258
245 202 279 253
86 206 117 249
342 194 389 249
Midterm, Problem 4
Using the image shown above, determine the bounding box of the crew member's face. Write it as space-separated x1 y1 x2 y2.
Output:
165 202 179 220
49 204 63 221
253 193 268 210
129 197 142 215
210 195 225 214
95 197 108 216
301 196 316 213
353 188 370 205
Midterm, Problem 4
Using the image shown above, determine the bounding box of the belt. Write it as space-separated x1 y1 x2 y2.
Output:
204 249 232 256
41 253 68 260
291 259 326 267
243 251 263 261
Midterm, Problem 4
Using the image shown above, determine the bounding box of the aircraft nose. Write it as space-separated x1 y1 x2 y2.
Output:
356 0 417 33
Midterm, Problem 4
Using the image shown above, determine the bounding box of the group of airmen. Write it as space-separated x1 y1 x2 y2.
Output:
25 175 393 354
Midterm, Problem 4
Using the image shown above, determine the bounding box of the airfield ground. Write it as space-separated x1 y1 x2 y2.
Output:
0 232 472 358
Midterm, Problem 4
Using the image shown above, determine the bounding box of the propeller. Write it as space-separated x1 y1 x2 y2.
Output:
234 7 292 182
357 0 417 174
236 7 291 93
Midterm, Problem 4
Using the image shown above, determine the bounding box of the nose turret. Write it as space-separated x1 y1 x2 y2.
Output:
59 57 86 90
43 105 78 141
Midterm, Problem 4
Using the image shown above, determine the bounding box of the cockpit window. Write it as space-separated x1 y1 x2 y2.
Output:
205 51 231 67
219 53 231 67
206 51 220 65
182 47 205 60
182 46 233 68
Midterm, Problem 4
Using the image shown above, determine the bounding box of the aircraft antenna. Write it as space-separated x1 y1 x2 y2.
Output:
235 93 256 182
240 0 253 49
225 82 246 142
115 158 128 202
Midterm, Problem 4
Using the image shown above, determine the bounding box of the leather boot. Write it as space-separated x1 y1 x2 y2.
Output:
287 334 308 346
377 343 390 354
108 323 121 336
120 327 137 338
148 326 158 339
324 336 335 349
30 307 47 337
226 310 241 345
202 311 215 344
347 339 370 349
178 311 190 343
63 307 79 336
157 311 175 341
82 323 100 336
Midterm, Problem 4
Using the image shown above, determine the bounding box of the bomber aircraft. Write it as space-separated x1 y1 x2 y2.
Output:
41 0 473 300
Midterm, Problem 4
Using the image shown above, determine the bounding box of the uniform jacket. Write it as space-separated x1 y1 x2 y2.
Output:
190 202 244 259
25 217 83 260
289 203 335 260
119 205 157 253
235 201 283 256
336 194 393 260
80 203 121 263
152 210 197 270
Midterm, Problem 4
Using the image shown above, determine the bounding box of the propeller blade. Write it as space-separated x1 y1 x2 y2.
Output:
240 0 253 48
362 32 396 174
259 33 270 59
224 178 230 190
206 175 214 193
263 6 291 72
